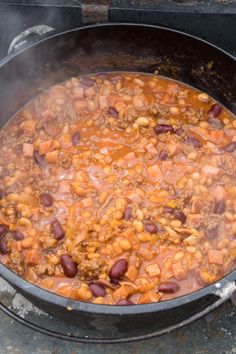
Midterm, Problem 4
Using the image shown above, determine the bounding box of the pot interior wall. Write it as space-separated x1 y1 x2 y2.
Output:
0 24 235 127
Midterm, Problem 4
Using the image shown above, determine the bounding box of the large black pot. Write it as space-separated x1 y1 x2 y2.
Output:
0 24 236 343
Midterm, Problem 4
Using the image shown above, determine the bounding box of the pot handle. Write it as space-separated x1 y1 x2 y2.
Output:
8 25 55 55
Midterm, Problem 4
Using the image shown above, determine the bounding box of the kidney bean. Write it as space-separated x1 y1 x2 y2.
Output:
33 150 46 167
80 77 96 88
159 150 168 160
13 230 25 241
163 206 175 214
109 259 128 280
0 238 7 254
89 283 106 297
0 188 5 199
214 199 225 214
156 222 165 234
183 136 202 148
40 193 53 207
0 224 8 237
154 124 174 135
208 116 224 130
110 278 120 285
158 281 180 293
145 222 157 234
174 128 184 136
72 131 80 146
208 103 222 118
107 106 118 117
206 227 218 239
116 299 134 305
51 219 65 240
60 254 77 278
174 210 187 224
223 142 236 153
124 206 133 221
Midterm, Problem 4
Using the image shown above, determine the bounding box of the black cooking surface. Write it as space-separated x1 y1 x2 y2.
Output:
0 0 235 59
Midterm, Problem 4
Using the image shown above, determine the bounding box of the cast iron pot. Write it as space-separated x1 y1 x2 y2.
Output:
0 24 236 343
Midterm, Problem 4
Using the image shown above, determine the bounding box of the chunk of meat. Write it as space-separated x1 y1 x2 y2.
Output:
99 95 108 109
79 197 93 208
145 263 161 277
202 165 220 177
147 164 162 182
125 191 143 205
172 262 188 280
138 291 161 304
72 86 84 99
208 250 224 265
112 285 134 302
85 87 96 97
125 266 139 282
38 139 53 155
25 249 41 266
23 143 34 157
145 143 158 156
46 150 59 163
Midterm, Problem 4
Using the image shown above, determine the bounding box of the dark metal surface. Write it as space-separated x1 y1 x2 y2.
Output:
1 299 236 353
0 0 235 58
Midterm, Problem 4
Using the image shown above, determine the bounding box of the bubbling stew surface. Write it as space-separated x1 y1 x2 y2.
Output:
0 72 236 305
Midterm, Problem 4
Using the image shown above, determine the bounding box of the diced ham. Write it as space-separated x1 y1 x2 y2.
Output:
46 150 58 163
138 291 161 304
172 262 187 280
57 181 71 195
99 95 108 109
23 143 34 157
145 263 161 277
25 249 41 266
125 266 139 282
145 143 158 156
125 191 143 205
38 139 53 155
114 100 127 112
20 120 36 134
74 100 87 112
165 138 181 155
191 197 203 213
79 197 93 208
202 165 220 177
147 164 162 182
208 250 224 265
58 285 73 297
107 94 119 106
112 285 133 302
187 213 203 227
117 152 137 168
85 87 96 97
73 87 84 99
